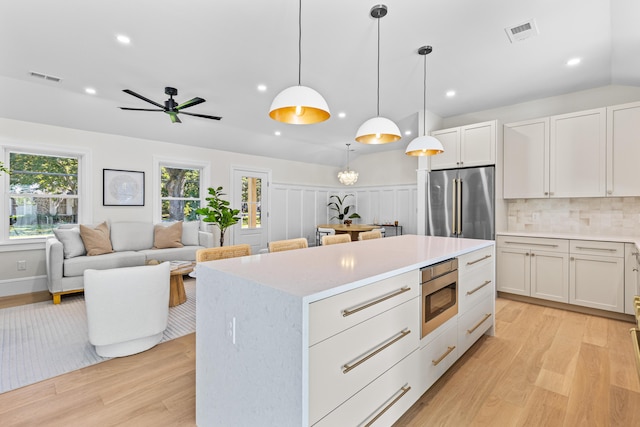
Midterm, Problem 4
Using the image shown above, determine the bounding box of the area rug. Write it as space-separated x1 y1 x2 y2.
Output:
0 278 196 394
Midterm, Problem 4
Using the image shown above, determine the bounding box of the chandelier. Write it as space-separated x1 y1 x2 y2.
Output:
338 143 359 185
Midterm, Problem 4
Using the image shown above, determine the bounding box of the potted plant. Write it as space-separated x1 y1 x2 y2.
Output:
195 186 241 247
328 194 361 225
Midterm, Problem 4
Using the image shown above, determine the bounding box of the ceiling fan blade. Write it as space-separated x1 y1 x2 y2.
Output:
168 112 182 123
119 107 164 111
176 97 205 110
122 89 165 109
180 112 222 120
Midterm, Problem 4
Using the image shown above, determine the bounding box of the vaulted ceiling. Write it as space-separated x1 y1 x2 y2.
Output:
1 0 639 166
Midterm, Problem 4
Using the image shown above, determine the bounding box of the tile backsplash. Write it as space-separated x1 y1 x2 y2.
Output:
507 197 640 236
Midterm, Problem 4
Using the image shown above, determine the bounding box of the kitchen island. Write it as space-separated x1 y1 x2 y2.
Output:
196 235 495 426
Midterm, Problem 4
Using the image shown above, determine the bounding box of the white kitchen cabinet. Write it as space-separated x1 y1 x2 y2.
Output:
496 236 569 303
607 101 640 197
419 319 458 392
503 108 607 199
503 118 549 199
624 243 639 315
550 108 606 198
430 121 496 170
569 240 625 313
457 294 494 354
458 245 495 312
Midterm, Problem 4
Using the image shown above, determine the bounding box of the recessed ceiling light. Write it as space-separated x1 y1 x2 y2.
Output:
567 57 581 66
274 131 281 136
446 90 456 97
404 130 412 136
338 112 346 118
257 84 267 92
116 34 131 45
85 88 96 95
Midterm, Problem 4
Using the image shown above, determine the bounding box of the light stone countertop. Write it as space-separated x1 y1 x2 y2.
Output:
197 234 494 303
496 231 640 249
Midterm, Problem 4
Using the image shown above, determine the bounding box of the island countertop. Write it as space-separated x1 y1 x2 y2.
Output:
197 234 494 302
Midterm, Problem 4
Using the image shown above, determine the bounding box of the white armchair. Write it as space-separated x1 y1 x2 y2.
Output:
84 262 170 357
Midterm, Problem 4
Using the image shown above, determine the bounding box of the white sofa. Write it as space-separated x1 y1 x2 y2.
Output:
45 221 213 304
85 262 170 357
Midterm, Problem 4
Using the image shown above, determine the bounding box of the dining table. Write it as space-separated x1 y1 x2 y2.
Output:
317 224 379 241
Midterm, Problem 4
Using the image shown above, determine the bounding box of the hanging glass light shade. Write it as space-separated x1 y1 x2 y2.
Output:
338 143 359 185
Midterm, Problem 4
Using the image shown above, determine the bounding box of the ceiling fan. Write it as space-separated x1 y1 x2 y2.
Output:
119 86 222 123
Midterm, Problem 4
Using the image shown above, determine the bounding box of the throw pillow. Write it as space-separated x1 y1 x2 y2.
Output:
181 220 200 246
80 222 114 256
53 227 86 258
154 221 184 249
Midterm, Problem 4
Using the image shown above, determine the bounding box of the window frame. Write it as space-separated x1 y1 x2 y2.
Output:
153 155 210 224
1 142 92 247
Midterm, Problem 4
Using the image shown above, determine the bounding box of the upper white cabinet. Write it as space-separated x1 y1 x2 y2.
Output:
503 118 549 199
607 101 640 197
550 108 606 198
504 103 640 199
430 121 496 170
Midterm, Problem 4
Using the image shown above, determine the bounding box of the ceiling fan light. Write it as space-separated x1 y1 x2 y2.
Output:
269 85 330 124
405 135 444 156
355 116 402 144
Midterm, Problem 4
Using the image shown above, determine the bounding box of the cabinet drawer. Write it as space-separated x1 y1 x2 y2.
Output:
459 262 494 313
497 235 568 252
419 321 458 392
309 270 418 346
458 245 494 276
457 295 494 355
570 240 624 257
313 350 421 427
309 298 419 425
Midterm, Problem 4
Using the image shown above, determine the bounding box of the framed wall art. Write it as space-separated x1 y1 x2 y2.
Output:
103 169 145 206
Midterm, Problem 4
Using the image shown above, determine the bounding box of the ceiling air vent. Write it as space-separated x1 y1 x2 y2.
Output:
505 19 539 43
29 71 62 83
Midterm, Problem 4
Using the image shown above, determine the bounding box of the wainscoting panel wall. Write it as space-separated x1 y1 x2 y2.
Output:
270 184 418 246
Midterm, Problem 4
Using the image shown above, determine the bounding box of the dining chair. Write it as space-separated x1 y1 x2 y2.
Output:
358 230 383 241
268 237 309 253
316 227 335 246
196 244 251 262
322 234 351 245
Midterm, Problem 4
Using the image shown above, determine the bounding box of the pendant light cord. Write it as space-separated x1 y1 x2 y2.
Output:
376 16 381 117
422 52 427 136
298 0 302 86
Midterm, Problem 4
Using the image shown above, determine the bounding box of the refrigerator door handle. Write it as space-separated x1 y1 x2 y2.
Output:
451 178 457 235
457 178 462 236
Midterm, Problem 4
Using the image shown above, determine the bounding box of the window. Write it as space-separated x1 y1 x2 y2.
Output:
160 166 201 222
241 176 262 228
8 151 79 239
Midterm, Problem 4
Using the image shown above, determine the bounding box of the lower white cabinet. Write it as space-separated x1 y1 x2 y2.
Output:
625 243 640 315
458 295 494 354
569 240 625 313
496 236 569 303
419 318 458 392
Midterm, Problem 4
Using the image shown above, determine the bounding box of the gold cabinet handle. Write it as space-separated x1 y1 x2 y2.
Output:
574 246 618 252
342 287 412 317
432 346 456 366
467 313 492 334
342 330 411 374
504 241 559 247
466 254 492 265
466 280 492 295
363 385 412 427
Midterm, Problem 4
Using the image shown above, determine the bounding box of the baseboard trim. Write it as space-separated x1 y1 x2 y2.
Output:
497 292 636 323
0 275 48 297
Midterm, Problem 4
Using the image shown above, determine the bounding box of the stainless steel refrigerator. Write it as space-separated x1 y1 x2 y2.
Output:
426 166 495 240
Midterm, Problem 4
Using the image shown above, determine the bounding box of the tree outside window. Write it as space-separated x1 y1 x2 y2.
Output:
161 166 201 222
241 176 262 229
8 152 79 238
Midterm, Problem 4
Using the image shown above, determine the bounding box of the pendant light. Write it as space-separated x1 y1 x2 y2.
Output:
355 4 401 144
269 0 330 125
405 45 444 156
338 143 359 185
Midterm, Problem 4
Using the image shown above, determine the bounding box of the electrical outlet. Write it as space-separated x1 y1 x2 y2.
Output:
17 260 27 271
225 314 236 346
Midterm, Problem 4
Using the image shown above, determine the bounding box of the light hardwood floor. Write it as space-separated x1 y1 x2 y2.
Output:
0 297 638 426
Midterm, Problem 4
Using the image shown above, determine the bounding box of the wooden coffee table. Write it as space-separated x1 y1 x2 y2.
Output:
169 262 195 307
